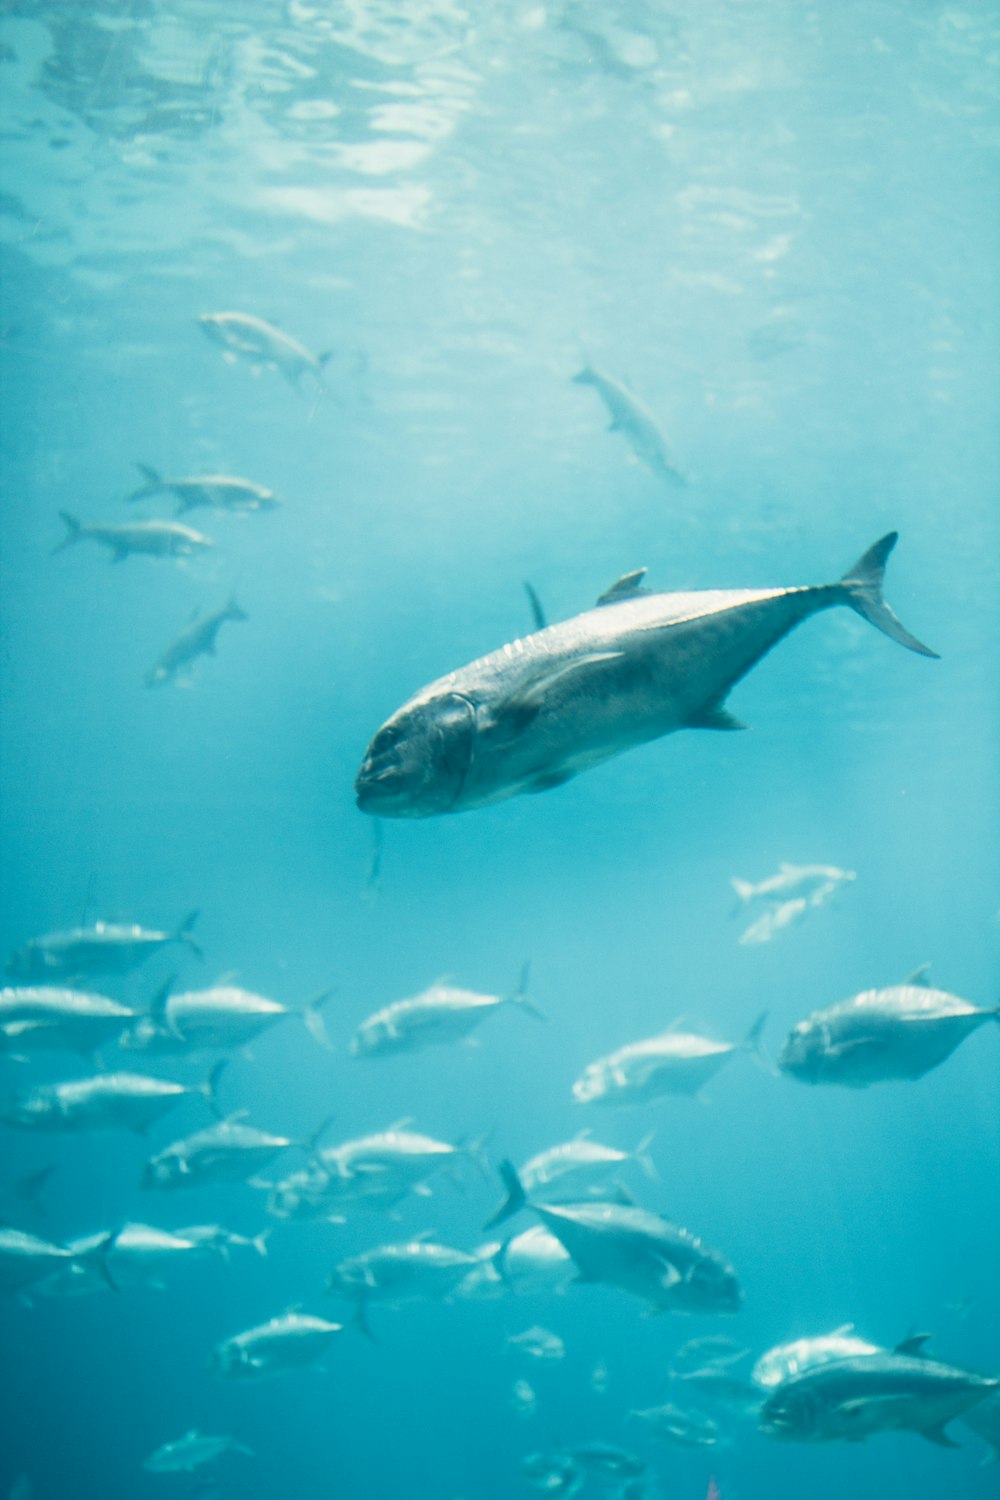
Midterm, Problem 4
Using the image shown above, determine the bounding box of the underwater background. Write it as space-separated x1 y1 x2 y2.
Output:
1 2 998 1498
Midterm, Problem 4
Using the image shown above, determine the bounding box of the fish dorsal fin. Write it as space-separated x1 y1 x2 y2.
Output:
387 1116 414 1133
830 1323 856 1337
902 964 932 987
412 1228 437 1243
895 1333 933 1358
573 1128 592 1141
596 568 649 606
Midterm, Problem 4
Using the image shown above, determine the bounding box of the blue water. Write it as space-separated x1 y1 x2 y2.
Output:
1 3 998 1497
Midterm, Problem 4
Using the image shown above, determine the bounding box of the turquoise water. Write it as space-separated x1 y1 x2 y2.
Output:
1 3 998 1497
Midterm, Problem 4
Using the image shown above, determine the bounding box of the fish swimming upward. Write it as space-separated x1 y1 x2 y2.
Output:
356 533 937 818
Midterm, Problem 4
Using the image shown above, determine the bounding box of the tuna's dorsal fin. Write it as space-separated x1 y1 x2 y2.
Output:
830 1323 856 1337
895 1333 933 1357
688 702 747 732
596 568 649 606
387 1116 414 1132
902 964 932 988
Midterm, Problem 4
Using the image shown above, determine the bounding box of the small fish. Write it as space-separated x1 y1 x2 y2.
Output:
144 599 247 687
0 1227 75 1295
320 1123 488 1199
572 1014 767 1105
738 896 809 945
142 1428 254 1473
590 1358 610 1394
349 963 541 1058
199 311 333 389
142 1116 300 1191
521 1451 582 1495
778 983 1000 1086
511 1377 538 1418
121 982 334 1052
673 1335 750 1371
731 862 856 909
1 1064 224 1134
568 1442 646 1477
6 912 201 982
52 512 213 562
630 1402 722 1448
759 1344 999 1447
572 361 684 483
0 986 139 1055
519 1130 657 1197
128 464 280 514
488 1225 575 1297
507 1325 566 1360
356 535 937 818
326 1237 479 1334
208 1310 342 1379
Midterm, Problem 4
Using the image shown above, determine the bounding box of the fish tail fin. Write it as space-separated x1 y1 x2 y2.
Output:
483 1159 527 1230
510 961 545 1021
353 1298 378 1343
464 1130 493 1180
127 463 162 501
13 1164 56 1217
51 512 82 555
730 877 755 912
201 1060 228 1118
634 1130 659 1181
304 1113 336 1158
175 909 203 959
302 988 337 1052
251 1228 271 1258
83 1230 121 1293
839 533 940 658
225 595 249 622
742 1011 769 1059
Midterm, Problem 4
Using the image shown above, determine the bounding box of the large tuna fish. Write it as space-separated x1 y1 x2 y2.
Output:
355 534 936 818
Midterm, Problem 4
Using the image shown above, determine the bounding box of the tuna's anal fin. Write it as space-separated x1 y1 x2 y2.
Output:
920 1425 961 1450
688 703 747 732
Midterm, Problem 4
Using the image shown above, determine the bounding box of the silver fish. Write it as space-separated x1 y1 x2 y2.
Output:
208 1310 342 1379
572 1015 766 1105
142 1115 298 1190
0 986 138 1055
128 463 279 514
0 1227 75 1294
738 896 809 946
511 1377 538 1417
759 1346 999 1447
6 912 201 981
752 1326 881 1388
568 1442 646 1477
507 1325 566 1360
457 1227 575 1301
778 983 1000 1086
519 1130 657 1197
673 1335 751 1372
572 361 684 482
121 982 334 1052
326 1236 479 1330
144 599 247 687
731 862 856 909
321 1122 487 1195
356 534 936 818
52 513 213 562
349 964 540 1058
629 1402 722 1447
198 311 332 389
1 1065 223 1134
488 1163 742 1314
142 1428 254 1473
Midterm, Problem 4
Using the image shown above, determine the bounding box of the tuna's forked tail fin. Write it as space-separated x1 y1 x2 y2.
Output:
175 909 203 960
840 534 939 658
127 463 162 502
483 1159 527 1231
52 512 83 555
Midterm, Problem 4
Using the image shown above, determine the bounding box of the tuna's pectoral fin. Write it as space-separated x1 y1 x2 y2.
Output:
500 652 623 729
920 1425 962 1449
688 702 747 731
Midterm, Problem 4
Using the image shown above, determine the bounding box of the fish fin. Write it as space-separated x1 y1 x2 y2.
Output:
175 910 203 959
523 580 547 631
127 463 162 502
509 961 545 1021
902 963 932 987
499 652 624 728
596 568 649 606
920 1425 961 1449
201 1060 228 1118
484 1159 527 1230
688 702 747 731
52 512 82 555
839 533 939 658
302 987 337 1051
894 1333 933 1357
634 1131 659 1181
111 545 129 563
607 418 622 431
742 1011 770 1065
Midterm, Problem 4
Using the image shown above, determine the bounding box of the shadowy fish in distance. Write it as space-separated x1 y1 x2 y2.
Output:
144 599 247 687
356 534 937 818
6 912 202 981
349 963 541 1058
758 1343 998 1447
572 361 685 483
629 1402 723 1447
778 980 1000 1086
128 464 279 514
572 1015 767 1105
198 311 333 389
0 1063 224 1134
52 513 213 562
519 1130 657 1197
142 1428 253 1473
